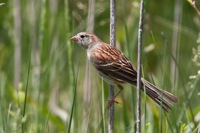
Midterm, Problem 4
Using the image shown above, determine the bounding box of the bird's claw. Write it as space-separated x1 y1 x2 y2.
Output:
107 99 120 108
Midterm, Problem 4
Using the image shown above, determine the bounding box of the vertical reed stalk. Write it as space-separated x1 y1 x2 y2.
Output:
109 0 116 133
82 0 95 132
170 0 182 89
13 0 22 92
136 0 145 132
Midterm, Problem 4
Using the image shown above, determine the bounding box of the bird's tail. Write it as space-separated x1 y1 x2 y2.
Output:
141 78 179 112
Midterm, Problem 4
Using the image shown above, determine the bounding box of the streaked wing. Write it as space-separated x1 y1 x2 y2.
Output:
92 44 137 84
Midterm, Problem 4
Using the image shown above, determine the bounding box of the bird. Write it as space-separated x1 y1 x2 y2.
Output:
70 32 179 112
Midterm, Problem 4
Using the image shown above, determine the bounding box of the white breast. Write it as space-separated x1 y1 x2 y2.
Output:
86 42 99 63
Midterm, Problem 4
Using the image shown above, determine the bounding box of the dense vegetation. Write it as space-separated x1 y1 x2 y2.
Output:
0 0 199 132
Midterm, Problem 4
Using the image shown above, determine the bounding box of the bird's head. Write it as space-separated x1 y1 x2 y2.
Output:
70 32 100 49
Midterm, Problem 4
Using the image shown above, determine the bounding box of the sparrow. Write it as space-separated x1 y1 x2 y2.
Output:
70 32 178 112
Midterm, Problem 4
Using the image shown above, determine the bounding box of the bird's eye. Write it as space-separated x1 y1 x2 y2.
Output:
80 35 85 38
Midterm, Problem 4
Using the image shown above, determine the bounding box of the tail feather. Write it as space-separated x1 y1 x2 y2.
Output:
141 79 179 112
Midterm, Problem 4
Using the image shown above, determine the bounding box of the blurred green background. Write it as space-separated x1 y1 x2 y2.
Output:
0 0 199 132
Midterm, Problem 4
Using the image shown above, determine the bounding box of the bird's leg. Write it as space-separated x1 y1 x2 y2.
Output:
108 85 124 107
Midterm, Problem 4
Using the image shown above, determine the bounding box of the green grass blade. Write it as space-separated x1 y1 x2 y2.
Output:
68 65 79 133
21 43 32 133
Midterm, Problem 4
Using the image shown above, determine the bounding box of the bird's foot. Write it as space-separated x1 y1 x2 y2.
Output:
107 98 120 108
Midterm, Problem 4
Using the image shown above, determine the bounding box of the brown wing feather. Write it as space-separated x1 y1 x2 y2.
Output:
93 44 137 84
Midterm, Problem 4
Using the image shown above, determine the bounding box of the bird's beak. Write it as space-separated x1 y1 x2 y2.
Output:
70 36 78 42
